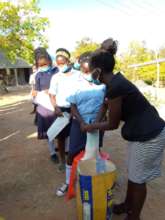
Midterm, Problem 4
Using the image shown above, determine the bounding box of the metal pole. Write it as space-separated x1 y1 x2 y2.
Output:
155 51 160 100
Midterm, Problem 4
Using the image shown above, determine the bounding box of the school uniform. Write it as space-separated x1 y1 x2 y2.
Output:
48 70 79 139
67 74 106 157
35 67 58 139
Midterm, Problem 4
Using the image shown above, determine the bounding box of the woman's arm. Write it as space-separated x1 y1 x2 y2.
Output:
95 99 108 122
83 97 122 131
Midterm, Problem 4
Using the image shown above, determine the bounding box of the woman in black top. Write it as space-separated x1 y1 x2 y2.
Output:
81 39 165 220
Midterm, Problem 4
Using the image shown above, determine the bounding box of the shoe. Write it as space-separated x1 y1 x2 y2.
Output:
30 110 35 114
113 203 131 215
124 214 140 220
58 162 65 173
56 183 68 197
50 154 59 164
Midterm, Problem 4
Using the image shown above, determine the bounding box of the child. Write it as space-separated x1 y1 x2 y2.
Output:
29 65 38 127
56 52 106 196
34 49 59 163
49 48 78 172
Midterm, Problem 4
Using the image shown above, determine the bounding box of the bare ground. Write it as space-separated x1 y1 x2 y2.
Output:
0 88 165 220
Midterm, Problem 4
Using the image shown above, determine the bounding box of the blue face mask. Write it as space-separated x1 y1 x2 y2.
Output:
82 73 101 84
92 79 101 85
38 66 51 73
59 65 70 73
73 62 80 70
83 73 93 82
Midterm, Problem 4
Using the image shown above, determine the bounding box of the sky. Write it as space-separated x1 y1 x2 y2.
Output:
38 0 165 55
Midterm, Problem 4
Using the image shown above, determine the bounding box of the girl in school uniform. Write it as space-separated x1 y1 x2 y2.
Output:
34 50 59 163
56 52 106 196
49 48 78 172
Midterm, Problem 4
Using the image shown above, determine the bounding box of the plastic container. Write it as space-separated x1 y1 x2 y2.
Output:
76 158 117 220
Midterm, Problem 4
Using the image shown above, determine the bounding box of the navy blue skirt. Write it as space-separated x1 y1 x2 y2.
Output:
69 119 104 157
37 105 71 140
37 105 55 139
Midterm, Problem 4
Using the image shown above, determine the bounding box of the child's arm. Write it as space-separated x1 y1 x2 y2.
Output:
71 104 87 131
49 74 63 116
32 72 40 96
49 94 63 116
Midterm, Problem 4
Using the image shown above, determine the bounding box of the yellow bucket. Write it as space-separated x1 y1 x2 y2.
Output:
76 158 117 220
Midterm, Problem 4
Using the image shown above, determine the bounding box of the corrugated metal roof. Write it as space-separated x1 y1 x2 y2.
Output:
0 52 31 69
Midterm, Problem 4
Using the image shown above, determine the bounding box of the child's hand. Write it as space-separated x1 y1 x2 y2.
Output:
80 122 87 132
31 90 37 97
104 97 109 105
44 89 49 94
81 123 94 132
55 106 63 117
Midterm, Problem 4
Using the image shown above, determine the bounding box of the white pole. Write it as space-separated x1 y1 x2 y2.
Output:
155 51 160 100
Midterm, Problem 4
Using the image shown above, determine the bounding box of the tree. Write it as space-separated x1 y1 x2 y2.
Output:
117 41 156 82
0 0 49 63
159 46 165 85
72 37 100 59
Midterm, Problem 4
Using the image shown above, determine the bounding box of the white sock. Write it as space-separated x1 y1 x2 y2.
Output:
66 164 72 185
47 139 56 156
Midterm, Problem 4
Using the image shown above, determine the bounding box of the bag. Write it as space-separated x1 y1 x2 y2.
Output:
82 130 100 160
47 112 70 141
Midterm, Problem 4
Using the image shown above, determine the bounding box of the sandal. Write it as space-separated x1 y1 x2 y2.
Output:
56 183 68 197
50 154 59 164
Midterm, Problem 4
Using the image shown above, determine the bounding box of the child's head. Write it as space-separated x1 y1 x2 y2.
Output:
34 47 52 68
56 48 70 66
79 51 92 74
55 48 71 73
37 57 50 68
34 47 47 59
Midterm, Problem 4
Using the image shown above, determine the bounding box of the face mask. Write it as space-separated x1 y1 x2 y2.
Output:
73 62 80 70
59 65 70 73
83 73 93 82
92 79 101 85
38 66 51 73
92 69 103 83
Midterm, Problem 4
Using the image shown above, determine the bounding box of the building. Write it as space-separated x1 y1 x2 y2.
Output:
0 52 32 87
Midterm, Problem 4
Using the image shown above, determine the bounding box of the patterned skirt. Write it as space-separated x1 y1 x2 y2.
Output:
128 126 165 183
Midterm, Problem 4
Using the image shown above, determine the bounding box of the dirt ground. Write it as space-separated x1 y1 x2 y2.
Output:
0 88 165 220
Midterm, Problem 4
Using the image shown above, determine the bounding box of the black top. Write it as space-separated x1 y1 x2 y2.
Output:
106 73 165 142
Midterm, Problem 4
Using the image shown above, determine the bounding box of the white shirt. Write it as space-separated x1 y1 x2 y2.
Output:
29 71 37 86
49 71 80 108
